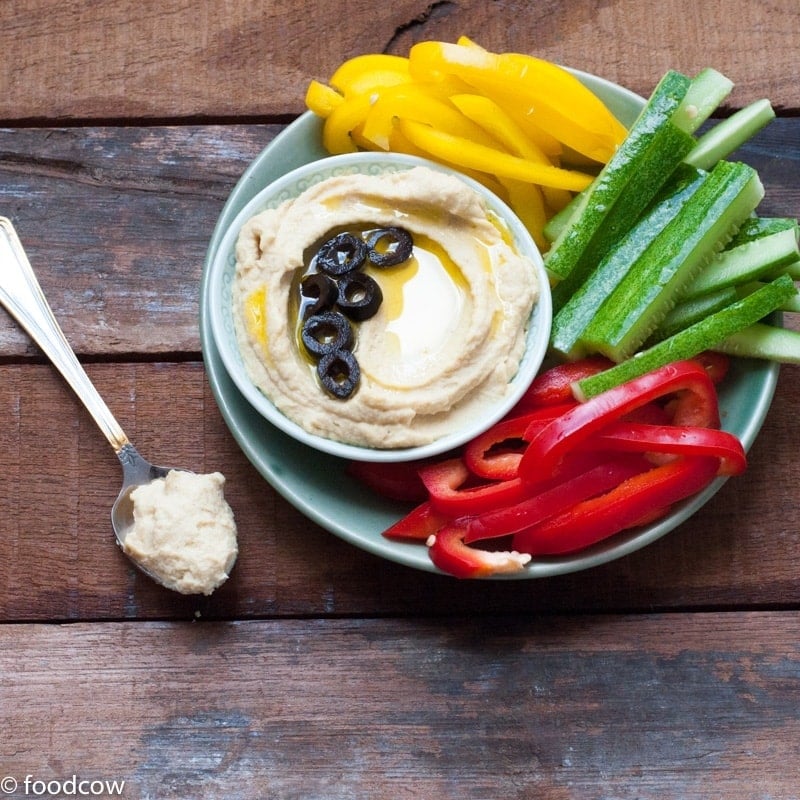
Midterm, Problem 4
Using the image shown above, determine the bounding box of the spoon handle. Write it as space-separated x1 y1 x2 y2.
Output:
0 217 130 453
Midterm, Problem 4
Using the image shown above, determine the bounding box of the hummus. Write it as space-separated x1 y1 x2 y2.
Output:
123 470 238 595
233 166 539 449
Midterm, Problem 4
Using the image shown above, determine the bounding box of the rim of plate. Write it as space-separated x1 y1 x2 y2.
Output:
199 69 780 578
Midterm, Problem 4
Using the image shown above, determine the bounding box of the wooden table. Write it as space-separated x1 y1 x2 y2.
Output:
2 2 799 797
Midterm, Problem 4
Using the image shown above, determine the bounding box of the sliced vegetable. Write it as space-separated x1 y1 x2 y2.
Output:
651 287 739 342
513 357 612 410
511 456 720 556
382 501 449 539
520 360 720 481
546 70 697 306
417 458 528 516
549 164 707 359
685 99 776 170
462 454 650 543
427 523 532 578
579 160 765 361
345 460 429 503
396 118 595 192
584 421 747 476
672 67 733 133
713 322 800 364
681 222 799 299
574 275 798 399
407 40 626 161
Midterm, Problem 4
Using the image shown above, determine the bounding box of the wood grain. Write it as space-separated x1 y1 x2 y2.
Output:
2 613 799 799
0 0 797 122
1 119 798 357
1 359 799 623
2 3 799 796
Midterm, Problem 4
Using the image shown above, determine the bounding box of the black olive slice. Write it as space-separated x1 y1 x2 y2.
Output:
366 226 413 267
318 349 360 399
299 272 337 317
336 272 383 322
316 232 369 276
300 311 353 357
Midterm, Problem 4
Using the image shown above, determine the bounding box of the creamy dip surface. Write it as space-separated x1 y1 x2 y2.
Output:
232 166 539 449
123 470 238 595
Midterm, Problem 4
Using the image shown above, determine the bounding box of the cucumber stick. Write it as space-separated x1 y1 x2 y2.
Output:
574 274 797 400
685 99 776 171
579 160 765 361
549 165 707 359
713 322 800 364
672 67 734 134
545 70 695 307
682 224 800 298
729 216 798 247
651 287 739 342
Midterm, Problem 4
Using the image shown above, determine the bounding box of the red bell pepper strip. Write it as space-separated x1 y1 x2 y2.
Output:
382 500 449 541
462 403 575 481
691 351 730 385
427 523 532 578
345 458 429 502
462 453 651 544
512 455 719 556
519 360 720 483
417 457 529 516
584 422 747 476
513 356 614 411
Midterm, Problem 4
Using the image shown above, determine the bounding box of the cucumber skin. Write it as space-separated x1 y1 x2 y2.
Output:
578 160 765 361
728 216 798 248
682 226 800 299
713 321 800 364
574 274 797 400
545 71 694 303
651 287 739 342
549 165 707 360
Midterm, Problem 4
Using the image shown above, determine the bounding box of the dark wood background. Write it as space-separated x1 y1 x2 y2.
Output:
1 1 799 797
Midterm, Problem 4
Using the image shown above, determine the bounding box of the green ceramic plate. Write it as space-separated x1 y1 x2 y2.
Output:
199 70 779 578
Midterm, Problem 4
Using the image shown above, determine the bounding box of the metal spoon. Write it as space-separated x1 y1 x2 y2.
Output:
0 216 180 587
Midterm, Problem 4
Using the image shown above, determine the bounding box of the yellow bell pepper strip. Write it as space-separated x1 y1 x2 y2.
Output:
408 41 625 162
397 118 595 192
321 91 375 154
360 84 502 151
304 79 344 119
501 179 549 251
449 93 573 212
329 53 411 96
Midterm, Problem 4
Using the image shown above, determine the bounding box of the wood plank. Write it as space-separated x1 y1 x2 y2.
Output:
1 360 799 622
1 119 798 357
1 0 798 121
2 613 799 798
0 124 276 355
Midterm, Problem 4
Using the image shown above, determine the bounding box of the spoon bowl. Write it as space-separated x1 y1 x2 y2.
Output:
0 216 185 588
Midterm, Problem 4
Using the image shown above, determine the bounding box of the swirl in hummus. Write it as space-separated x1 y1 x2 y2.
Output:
232 166 539 449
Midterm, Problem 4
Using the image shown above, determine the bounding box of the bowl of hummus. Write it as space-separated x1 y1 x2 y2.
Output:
207 151 551 462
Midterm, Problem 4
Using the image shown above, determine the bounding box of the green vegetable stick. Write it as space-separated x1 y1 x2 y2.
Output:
574 274 797 400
